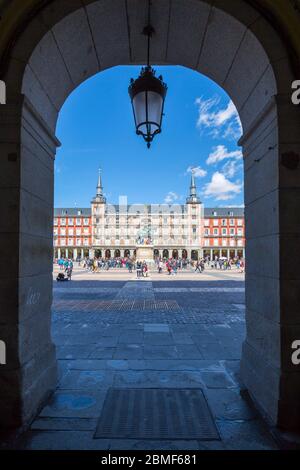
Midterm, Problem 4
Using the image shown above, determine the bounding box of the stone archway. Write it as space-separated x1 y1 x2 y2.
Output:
0 0 299 432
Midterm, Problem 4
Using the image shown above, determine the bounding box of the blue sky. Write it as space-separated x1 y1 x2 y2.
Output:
55 65 244 208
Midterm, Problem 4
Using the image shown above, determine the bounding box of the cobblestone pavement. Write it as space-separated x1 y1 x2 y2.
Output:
8 270 277 450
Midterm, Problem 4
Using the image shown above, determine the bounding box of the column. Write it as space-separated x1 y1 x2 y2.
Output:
227 249 230 259
89 249 94 259
81 248 84 259
235 249 238 258
210 249 213 261
58 248 61 259
65 248 69 259
0 98 58 429
73 248 78 260
240 95 300 430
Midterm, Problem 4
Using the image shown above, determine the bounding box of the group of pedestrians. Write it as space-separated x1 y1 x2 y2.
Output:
56 254 245 278
81 257 134 273
208 256 245 272
56 258 73 280
136 261 149 278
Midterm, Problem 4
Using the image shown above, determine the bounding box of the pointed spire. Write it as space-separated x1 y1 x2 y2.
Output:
190 169 197 197
92 167 106 203
186 167 201 204
96 168 103 196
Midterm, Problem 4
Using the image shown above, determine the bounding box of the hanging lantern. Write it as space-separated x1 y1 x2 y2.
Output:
129 66 167 148
128 2 168 148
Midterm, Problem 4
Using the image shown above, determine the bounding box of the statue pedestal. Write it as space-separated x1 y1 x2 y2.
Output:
135 245 154 266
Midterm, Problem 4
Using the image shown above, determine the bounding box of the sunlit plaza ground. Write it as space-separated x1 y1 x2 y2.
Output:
4 266 278 450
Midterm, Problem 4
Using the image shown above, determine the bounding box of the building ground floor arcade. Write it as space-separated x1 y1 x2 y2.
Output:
54 246 245 261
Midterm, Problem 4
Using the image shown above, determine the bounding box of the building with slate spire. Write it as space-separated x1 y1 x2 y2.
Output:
54 169 245 261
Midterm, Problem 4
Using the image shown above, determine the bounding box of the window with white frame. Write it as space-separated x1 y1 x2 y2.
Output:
204 219 209 227
222 228 227 235
213 219 218 226
213 239 218 246
237 219 243 226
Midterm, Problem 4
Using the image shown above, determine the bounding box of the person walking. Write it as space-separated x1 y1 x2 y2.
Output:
158 259 163 274
195 261 201 273
136 261 142 278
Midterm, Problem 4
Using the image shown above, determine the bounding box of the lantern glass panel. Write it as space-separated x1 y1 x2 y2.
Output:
133 90 163 136
147 91 163 125
132 91 146 127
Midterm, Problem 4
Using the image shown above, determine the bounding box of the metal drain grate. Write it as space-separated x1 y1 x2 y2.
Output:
95 388 219 440
53 299 181 312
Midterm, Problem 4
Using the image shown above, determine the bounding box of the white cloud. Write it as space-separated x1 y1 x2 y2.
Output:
206 145 242 165
186 166 207 178
195 96 242 140
222 159 243 178
203 172 243 201
164 191 180 204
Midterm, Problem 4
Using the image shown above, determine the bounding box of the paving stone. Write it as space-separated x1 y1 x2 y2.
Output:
17 431 110 450
67 359 129 371
172 333 194 344
31 417 98 431
141 359 221 371
144 323 170 333
217 420 278 450
39 390 107 418
205 388 258 421
175 344 203 359
200 371 236 389
118 331 144 343
89 347 115 359
113 370 205 388
59 370 115 390
108 439 202 450
143 345 178 359
56 345 95 359
114 344 143 359
144 333 175 345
